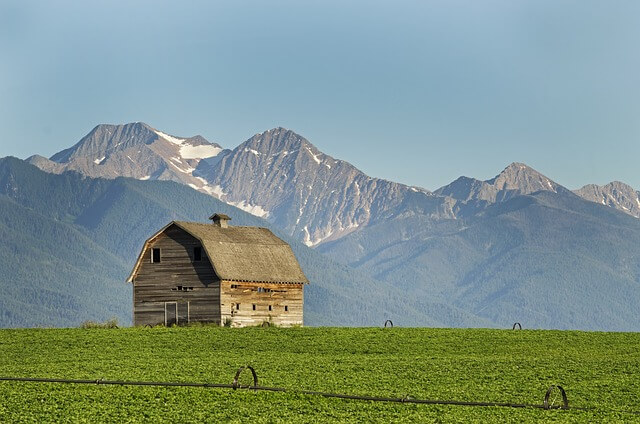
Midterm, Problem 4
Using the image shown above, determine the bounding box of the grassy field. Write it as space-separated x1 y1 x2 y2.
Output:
0 327 638 423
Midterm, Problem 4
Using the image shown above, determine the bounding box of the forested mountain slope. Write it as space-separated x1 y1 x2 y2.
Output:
319 186 640 331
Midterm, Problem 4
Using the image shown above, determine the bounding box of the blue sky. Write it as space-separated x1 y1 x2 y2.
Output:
1 1 638 190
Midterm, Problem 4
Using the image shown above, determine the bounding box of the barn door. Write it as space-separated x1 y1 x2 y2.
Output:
165 302 177 326
177 302 190 325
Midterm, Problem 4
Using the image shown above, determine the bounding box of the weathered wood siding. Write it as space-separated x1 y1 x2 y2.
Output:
133 225 220 326
220 281 303 327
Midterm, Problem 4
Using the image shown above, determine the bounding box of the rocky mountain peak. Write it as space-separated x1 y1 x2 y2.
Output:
28 123 225 196
90 121 154 134
434 176 485 202
232 128 335 175
601 180 637 193
435 162 562 208
50 122 158 163
574 181 640 218
198 128 444 246
50 122 222 164
242 127 314 155
489 162 559 193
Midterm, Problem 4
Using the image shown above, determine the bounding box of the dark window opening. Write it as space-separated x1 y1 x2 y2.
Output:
231 284 239 289
268 305 272 311
252 304 256 311
236 304 240 310
257 287 273 293
193 246 202 261
171 286 194 292
284 305 288 312
152 248 161 263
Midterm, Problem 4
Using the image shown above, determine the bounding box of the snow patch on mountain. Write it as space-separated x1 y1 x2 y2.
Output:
155 129 222 160
181 144 222 159
204 184 226 197
302 226 312 247
154 130 185 145
306 147 321 164
227 200 269 218
244 148 261 156
199 183 269 218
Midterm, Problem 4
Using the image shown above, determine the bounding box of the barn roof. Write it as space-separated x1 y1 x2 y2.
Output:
127 220 309 284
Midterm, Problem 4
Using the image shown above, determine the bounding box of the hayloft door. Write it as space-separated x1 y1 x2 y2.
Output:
165 302 177 326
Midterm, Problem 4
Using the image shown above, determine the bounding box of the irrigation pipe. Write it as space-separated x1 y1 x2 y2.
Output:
0 367 637 415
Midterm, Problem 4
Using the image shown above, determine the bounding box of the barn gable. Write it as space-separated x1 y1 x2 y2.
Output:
127 221 308 284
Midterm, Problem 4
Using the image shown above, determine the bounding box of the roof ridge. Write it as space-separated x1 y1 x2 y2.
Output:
175 220 270 229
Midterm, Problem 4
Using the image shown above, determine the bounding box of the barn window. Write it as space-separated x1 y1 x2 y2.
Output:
151 248 161 263
252 304 256 311
193 247 202 261
284 305 288 312
268 305 272 311
231 284 239 289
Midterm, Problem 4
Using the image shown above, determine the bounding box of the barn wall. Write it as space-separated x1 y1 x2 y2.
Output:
133 225 220 326
220 281 304 327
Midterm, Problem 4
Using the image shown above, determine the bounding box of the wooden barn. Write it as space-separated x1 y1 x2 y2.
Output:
127 213 308 327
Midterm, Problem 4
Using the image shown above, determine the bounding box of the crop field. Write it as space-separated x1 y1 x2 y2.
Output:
0 327 638 423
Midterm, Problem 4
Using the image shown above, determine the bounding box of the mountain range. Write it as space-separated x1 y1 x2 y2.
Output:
3 122 639 330
28 123 640 244
28 123 454 247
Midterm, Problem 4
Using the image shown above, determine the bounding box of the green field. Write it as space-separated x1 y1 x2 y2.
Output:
0 327 638 423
